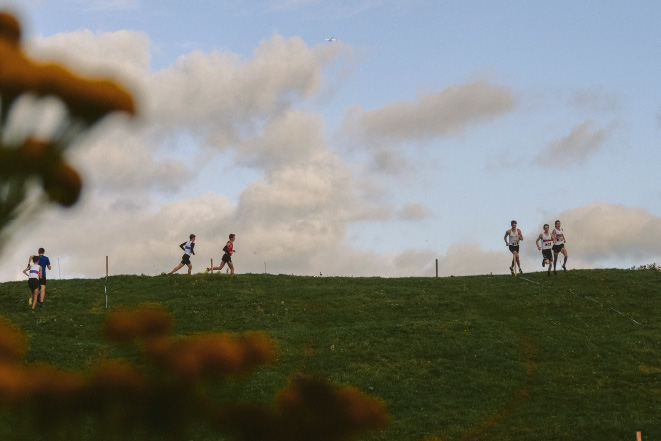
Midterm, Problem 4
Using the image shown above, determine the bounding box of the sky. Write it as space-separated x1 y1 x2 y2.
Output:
1 0 661 281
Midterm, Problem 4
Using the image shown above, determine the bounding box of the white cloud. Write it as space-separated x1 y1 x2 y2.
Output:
148 36 345 134
437 243 509 277
234 110 327 172
341 81 517 175
396 203 430 221
79 128 191 198
569 88 619 113
556 202 661 263
344 81 517 144
534 121 611 167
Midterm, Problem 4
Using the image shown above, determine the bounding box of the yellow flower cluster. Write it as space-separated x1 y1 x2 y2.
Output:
0 10 135 229
103 304 278 381
269 375 391 441
216 375 390 441
0 305 390 440
102 303 174 343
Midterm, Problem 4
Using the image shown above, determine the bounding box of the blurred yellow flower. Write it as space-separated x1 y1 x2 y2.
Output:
0 317 27 363
102 304 174 343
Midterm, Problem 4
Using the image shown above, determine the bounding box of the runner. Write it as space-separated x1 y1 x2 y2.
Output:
206 234 236 275
552 220 568 275
504 220 523 274
36 248 51 307
23 256 42 311
536 224 553 276
170 234 196 274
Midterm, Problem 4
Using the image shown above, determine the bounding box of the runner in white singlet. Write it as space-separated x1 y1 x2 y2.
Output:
23 255 42 311
536 224 553 276
551 220 568 274
170 234 196 274
503 220 523 274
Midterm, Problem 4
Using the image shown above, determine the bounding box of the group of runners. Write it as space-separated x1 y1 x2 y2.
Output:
23 222 567 308
169 233 236 276
21 236 235 311
504 220 568 276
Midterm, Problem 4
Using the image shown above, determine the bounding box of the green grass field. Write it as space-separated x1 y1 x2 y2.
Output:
0 269 659 440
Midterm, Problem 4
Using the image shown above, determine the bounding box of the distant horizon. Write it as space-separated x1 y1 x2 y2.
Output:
4 261 659 284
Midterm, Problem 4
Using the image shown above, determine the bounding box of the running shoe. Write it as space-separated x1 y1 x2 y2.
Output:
562 265 567 272
510 266 514 275
519 269 523 274
542 259 545 267
204 268 209 274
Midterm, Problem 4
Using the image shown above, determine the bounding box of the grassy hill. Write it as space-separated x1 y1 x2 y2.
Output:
0 269 659 440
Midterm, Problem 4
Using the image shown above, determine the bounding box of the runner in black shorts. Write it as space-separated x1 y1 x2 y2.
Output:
552 220 568 274
37 248 51 307
536 224 553 276
207 234 236 274
504 220 523 274
170 234 196 274
24 256 42 311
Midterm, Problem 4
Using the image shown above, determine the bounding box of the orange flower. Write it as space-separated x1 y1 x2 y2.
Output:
16 138 59 173
0 317 27 364
273 376 390 441
0 364 29 404
241 331 278 366
0 38 39 102
0 11 136 216
0 13 135 125
22 363 87 428
0 12 20 46
102 305 174 343
36 63 135 123
88 359 148 397
42 162 82 207
144 331 278 381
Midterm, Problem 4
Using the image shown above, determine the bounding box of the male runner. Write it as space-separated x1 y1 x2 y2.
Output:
36 248 51 307
504 220 523 274
170 234 196 274
207 234 236 274
536 224 553 276
552 220 568 275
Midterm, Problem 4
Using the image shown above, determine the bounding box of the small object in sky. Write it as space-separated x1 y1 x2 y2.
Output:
325 37 336 42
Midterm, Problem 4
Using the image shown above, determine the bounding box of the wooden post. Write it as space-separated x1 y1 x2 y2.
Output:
105 256 109 309
210 259 213 274
435 259 438 278
637 431 642 441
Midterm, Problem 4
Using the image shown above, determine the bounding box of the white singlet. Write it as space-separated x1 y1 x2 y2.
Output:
541 232 553 250
508 230 520 246
28 263 40 279
553 228 565 245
